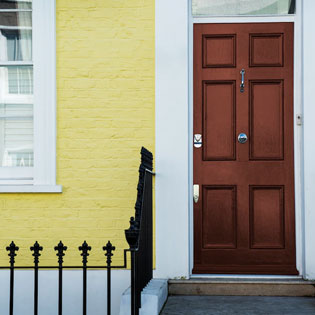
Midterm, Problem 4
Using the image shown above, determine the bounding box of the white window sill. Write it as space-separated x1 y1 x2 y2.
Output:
0 185 62 193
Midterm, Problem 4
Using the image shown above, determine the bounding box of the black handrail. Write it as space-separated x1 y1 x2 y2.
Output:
125 147 154 315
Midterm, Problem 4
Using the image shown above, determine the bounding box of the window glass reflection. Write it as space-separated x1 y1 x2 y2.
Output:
192 0 296 16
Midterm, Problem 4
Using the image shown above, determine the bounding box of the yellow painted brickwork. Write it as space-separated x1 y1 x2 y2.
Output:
0 0 154 266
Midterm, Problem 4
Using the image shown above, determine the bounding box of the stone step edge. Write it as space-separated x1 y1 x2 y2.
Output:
119 279 168 315
169 279 315 285
168 282 315 297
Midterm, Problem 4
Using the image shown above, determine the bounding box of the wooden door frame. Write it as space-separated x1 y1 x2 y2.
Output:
188 3 303 277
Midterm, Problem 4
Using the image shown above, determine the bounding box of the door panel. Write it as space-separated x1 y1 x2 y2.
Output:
193 23 296 275
203 35 236 68
249 33 284 67
249 186 284 249
203 81 236 160
202 186 237 249
249 80 284 160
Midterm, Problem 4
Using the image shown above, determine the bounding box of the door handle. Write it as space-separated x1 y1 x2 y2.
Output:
240 69 245 93
238 133 248 144
193 184 199 203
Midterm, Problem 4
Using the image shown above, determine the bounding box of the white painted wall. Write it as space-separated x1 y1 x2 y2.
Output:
155 0 190 279
0 270 129 315
302 0 315 280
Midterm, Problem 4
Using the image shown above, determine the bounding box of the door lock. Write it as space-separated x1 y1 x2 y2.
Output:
193 184 199 203
194 134 202 148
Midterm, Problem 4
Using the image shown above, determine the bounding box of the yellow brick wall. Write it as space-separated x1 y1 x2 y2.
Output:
0 0 155 266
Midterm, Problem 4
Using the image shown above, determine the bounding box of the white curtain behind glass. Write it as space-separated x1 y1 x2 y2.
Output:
7 30 32 61
0 1 33 167
17 1 32 61
192 0 294 15
6 30 32 61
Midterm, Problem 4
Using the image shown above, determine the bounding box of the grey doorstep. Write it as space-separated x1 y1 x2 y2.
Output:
168 278 315 297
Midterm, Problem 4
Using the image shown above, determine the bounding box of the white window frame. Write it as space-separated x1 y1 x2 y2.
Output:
0 0 61 193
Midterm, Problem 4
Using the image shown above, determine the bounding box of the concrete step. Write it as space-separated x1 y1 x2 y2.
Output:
168 278 315 297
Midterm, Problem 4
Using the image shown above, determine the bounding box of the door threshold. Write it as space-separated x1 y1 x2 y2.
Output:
190 274 303 280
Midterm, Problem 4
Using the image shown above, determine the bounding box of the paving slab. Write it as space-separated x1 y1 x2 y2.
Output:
161 296 315 315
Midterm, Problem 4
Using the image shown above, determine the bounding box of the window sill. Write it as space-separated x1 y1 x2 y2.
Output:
0 185 63 193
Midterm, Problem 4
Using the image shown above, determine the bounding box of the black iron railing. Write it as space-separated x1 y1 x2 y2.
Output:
0 147 154 315
125 147 154 315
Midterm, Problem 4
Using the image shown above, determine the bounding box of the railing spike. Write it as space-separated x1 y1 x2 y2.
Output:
79 240 91 265
30 241 43 265
6 241 19 265
54 241 67 265
103 241 116 265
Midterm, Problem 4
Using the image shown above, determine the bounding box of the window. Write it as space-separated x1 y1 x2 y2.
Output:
0 1 61 192
0 2 33 169
192 0 296 16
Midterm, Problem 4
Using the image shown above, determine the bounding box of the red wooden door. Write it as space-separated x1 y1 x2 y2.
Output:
193 23 297 275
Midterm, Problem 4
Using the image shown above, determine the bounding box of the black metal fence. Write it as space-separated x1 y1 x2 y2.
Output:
0 147 154 315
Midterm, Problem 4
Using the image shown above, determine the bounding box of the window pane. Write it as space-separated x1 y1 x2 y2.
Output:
0 67 34 167
1 30 32 61
0 103 33 167
7 66 33 94
0 1 32 10
0 66 33 94
0 11 32 27
0 1 32 62
192 0 295 16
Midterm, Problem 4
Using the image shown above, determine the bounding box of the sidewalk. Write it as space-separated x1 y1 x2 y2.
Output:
161 296 315 314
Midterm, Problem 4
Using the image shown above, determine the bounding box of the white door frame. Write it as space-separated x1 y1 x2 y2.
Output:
188 2 303 277
155 0 315 280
